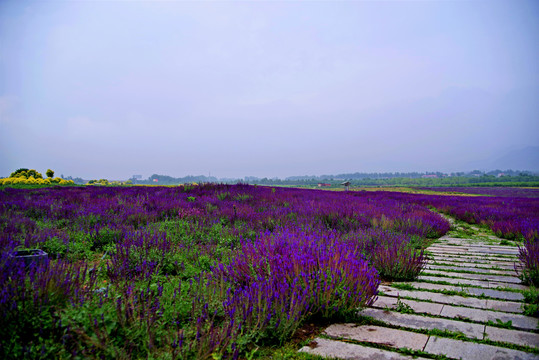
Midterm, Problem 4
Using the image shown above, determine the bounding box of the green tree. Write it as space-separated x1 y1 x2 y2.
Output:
46 169 54 178
10 168 29 178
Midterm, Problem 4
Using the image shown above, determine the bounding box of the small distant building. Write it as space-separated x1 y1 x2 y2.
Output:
317 183 331 187
153 178 159 182
341 181 351 191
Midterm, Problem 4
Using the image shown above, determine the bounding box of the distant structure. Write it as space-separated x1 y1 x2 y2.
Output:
318 183 331 187
341 181 351 191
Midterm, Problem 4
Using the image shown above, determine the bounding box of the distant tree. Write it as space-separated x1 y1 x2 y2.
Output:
46 169 54 178
10 168 29 178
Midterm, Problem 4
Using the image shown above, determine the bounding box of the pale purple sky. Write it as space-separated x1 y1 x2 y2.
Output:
1 0 538 179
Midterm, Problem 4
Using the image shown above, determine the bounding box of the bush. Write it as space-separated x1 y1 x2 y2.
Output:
369 231 427 281
518 239 539 286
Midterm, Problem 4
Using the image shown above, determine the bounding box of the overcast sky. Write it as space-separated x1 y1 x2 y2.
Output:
1 0 538 179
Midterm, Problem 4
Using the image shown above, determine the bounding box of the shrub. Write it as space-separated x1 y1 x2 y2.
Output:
517 239 539 286
369 231 427 281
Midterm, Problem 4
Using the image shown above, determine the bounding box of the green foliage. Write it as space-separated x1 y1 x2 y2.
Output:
394 298 415 314
391 283 415 291
46 169 55 178
486 319 513 329
521 286 539 317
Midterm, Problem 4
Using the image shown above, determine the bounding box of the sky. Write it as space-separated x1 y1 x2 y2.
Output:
1 0 538 180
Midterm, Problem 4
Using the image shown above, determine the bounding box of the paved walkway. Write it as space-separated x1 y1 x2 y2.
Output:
300 229 539 359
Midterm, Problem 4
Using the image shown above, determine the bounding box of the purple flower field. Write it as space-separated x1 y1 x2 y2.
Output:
1 184 536 358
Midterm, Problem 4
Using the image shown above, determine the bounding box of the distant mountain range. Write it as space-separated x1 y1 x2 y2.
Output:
465 146 539 172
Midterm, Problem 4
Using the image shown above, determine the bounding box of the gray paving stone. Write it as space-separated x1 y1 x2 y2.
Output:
379 286 489 309
428 247 520 256
425 265 511 275
431 256 518 266
465 287 524 301
404 282 524 301
430 254 517 263
488 281 529 291
440 305 538 331
423 270 522 284
485 299 524 314
485 326 539 349
357 308 485 339
435 246 519 255
324 324 429 351
427 249 519 258
433 244 520 252
298 337 429 360
423 336 539 360
372 295 444 315
429 260 516 270
417 275 490 288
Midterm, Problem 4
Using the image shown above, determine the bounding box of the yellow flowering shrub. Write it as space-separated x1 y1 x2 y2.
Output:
0 168 75 186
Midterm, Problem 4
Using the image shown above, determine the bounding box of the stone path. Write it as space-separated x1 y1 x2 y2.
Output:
300 231 539 359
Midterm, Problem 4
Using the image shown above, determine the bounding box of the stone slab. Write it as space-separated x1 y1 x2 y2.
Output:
486 299 524 314
431 256 518 266
404 282 524 301
427 249 519 259
429 260 516 270
357 308 485 339
423 270 522 284
428 246 519 255
417 275 490 288
425 265 511 275
432 244 520 252
465 287 524 301
372 295 444 316
379 286 489 309
423 336 539 360
488 281 529 291
440 305 538 331
430 254 518 263
485 326 539 349
299 337 430 360
324 324 429 351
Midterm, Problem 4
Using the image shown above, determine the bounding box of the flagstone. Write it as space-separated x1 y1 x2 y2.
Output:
372 295 444 315
429 254 517 263
428 247 519 255
298 338 430 360
423 270 522 284
464 287 524 301
425 265 511 275
486 299 524 314
485 326 539 349
488 281 529 290
433 244 520 251
417 275 489 288
357 308 485 339
402 282 524 301
379 286 489 309
427 248 519 258
428 260 516 270
324 324 429 351
440 305 538 331
423 336 539 360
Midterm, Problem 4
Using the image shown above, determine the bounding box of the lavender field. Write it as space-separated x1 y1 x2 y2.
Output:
1 184 537 359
